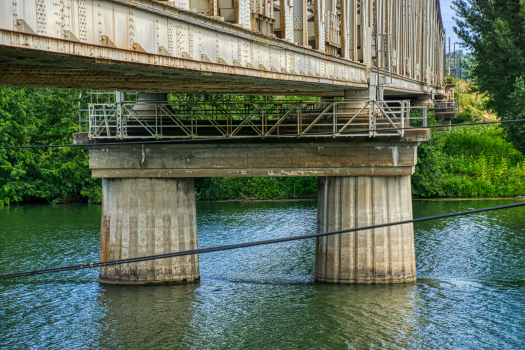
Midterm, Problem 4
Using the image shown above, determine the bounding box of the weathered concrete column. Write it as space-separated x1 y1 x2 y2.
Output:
315 176 416 284
99 177 199 285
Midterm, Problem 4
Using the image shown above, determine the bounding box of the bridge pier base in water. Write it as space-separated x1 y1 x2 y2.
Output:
99 177 200 285
315 176 417 284
76 131 431 285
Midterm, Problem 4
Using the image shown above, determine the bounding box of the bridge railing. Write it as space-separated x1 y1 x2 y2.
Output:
86 100 427 140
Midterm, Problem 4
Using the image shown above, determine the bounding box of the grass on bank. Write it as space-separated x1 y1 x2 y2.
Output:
454 79 497 123
413 124 525 198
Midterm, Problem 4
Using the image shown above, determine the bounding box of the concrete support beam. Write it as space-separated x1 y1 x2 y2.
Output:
414 94 433 108
438 119 452 133
99 177 200 284
344 89 371 101
315 175 416 284
86 139 428 178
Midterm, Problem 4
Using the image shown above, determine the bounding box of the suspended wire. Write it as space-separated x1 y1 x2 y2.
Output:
1 202 524 280
1 119 524 150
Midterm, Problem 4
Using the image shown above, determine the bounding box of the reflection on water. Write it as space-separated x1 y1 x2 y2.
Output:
1 200 525 349
97 284 198 349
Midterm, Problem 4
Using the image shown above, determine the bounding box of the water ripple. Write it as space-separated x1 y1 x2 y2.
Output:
1 200 525 349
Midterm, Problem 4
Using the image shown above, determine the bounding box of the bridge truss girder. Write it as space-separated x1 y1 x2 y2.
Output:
0 0 446 96
84 98 429 140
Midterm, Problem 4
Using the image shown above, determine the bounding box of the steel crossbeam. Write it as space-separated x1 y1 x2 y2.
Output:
230 105 265 136
301 103 335 134
336 101 371 136
158 105 193 137
265 104 301 136
125 108 157 137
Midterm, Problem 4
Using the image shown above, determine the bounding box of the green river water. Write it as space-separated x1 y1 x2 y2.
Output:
1 199 525 349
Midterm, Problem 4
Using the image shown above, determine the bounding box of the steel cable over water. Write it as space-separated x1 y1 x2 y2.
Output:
0 119 524 150
1 202 524 280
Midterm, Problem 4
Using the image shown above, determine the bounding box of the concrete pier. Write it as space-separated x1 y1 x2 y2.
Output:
75 132 430 285
99 178 199 284
315 176 416 284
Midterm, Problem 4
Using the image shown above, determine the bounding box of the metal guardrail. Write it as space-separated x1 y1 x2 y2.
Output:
433 100 458 110
84 100 427 140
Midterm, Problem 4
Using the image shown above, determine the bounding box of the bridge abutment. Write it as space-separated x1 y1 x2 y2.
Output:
315 176 416 284
99 177 200 285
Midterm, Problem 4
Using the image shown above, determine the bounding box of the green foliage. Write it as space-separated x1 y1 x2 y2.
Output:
453 0 525 151
195 177 317 201
454 111 475 124
413 124 525 198
501 77 525 153
452 79 494 122
445 50 475 80
0 87 101 205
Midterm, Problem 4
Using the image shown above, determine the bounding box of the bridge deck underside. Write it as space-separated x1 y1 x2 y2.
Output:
0 29 437 96
0 42 362 96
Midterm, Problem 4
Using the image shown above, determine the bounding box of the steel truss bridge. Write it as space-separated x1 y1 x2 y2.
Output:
0 0 445 95
1 0 452 139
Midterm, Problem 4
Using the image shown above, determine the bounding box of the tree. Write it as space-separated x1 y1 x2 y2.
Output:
452 0 525 152
0 87 101 205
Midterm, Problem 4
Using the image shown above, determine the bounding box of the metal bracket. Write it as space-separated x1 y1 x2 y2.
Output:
13 19 35 34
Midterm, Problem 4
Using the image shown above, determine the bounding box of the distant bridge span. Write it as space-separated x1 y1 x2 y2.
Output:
0 0 445 96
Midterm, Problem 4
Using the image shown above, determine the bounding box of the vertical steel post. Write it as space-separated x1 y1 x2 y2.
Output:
369 101 374 138
401 101 405 137
115 91 126 140
333 102 336 137
448 37 451 76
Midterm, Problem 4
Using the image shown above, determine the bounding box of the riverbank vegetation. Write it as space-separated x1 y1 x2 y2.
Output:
413 123 525 198
1 85 524 205
453 0 525 153
0 87 100 206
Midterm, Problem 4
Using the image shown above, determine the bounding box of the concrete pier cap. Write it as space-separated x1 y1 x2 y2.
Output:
76 128 429 285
